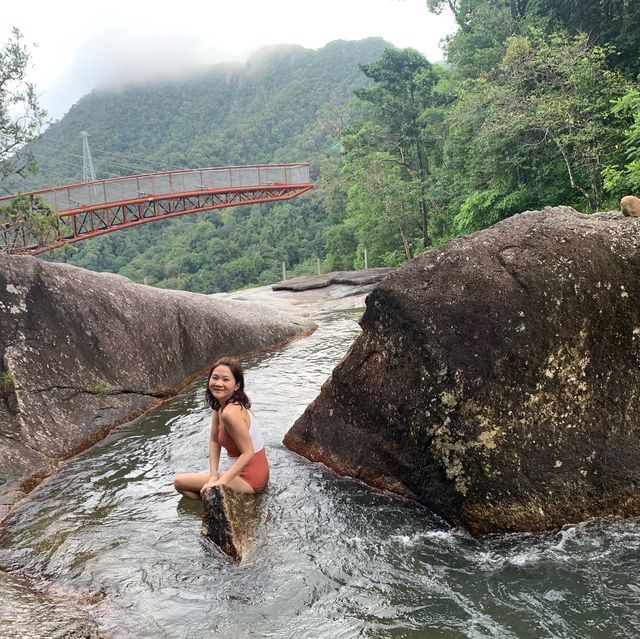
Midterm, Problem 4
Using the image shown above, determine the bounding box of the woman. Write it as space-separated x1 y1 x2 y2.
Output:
173 357 269 498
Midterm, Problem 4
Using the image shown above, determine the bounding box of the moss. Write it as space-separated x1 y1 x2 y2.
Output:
88 381 112 395
0 371 15 398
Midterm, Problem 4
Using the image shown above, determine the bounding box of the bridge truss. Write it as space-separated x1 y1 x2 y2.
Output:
0 163 313 256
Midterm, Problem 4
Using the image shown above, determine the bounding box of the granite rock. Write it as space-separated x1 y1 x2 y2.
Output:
201 486 258 560
0 253 315 517
285 207 640 534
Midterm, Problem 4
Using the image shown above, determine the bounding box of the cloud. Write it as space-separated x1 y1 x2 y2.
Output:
39 28 243 118
31 0 457 119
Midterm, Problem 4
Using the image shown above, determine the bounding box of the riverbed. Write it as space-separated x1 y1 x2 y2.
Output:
1 309 640 638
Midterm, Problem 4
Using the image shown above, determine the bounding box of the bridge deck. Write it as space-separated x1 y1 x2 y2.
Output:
0 163 312 255
0 163 310 213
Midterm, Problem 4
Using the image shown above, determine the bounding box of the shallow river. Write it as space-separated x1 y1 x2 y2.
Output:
2 310 640 638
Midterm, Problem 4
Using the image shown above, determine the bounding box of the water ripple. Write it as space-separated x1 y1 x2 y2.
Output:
2 310 640 638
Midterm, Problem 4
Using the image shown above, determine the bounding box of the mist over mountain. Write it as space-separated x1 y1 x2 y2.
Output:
18 39 386 186
12 38 391 292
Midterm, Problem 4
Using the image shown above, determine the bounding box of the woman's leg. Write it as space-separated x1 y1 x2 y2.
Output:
223 476 255 494
174 471 210 500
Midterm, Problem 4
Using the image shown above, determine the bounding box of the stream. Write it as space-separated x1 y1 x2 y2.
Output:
1 310 640 638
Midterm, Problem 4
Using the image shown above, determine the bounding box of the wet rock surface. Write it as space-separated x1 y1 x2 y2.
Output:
0 568 104 638
272 267 393 292
220 281 374 316
201 486 258 560
284 207 640 534
0 253 315 518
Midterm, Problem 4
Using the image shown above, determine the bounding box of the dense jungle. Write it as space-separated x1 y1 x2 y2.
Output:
3 0 640 293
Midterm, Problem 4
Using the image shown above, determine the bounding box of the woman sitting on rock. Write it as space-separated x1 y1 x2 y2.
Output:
173 357 269 498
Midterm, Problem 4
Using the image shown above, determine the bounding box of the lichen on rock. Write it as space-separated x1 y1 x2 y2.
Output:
284 207 640 535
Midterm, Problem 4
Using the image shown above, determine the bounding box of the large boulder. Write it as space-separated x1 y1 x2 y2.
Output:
284 207 640 535
0 253 315 517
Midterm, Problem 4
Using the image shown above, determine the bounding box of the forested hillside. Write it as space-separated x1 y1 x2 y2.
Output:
8 39 390 291
6 1 640 293
322 0 640 269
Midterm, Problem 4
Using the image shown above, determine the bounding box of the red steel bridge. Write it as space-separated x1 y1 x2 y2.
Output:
0 163 313 255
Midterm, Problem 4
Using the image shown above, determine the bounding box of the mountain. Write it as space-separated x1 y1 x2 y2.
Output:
8 38 391 292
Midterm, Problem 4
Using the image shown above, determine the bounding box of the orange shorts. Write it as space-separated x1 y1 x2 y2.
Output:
237 447 269 492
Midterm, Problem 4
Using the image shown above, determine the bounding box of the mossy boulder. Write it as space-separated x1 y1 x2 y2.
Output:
284 207 640 534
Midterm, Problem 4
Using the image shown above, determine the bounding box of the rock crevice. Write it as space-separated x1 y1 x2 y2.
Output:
0 253 315 518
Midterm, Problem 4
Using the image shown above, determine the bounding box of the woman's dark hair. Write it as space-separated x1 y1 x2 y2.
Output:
205 357 251 410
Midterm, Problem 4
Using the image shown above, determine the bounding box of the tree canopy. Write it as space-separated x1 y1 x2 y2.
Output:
0 28 46 189
7 6 638 292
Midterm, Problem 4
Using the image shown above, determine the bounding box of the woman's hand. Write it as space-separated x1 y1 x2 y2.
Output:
200 473 223 496
200 481 216 496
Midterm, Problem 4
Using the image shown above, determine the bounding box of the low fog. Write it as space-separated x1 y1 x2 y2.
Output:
15 0 456 120
41 30 250 119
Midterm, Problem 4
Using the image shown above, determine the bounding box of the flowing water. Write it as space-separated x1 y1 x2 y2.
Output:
1 310 640 638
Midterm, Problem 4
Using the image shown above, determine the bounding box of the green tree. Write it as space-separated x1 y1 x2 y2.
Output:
526 0 640 77
427 0 523 79
355 48 438 245
442 30 627 233
498 33 626 211
602 85 640 197
0 28 46 187
0 194 59 245
427 0 640 78
344 151 421 264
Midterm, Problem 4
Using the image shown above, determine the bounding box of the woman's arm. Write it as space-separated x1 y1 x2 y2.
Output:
200 412 222 495
208 411 221 479
213 405 254 486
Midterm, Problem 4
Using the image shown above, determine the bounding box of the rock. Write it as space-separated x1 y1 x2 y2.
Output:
0 568 102 638
221 281 375 315
620 195 640 217
284 207 640 535
0 253 315 518
272 268 394 292
201 486 258 560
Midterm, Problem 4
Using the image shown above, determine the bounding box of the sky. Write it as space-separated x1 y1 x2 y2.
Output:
3 0 457 120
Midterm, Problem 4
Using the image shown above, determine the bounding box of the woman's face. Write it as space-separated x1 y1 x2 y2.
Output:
209 365 239 404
